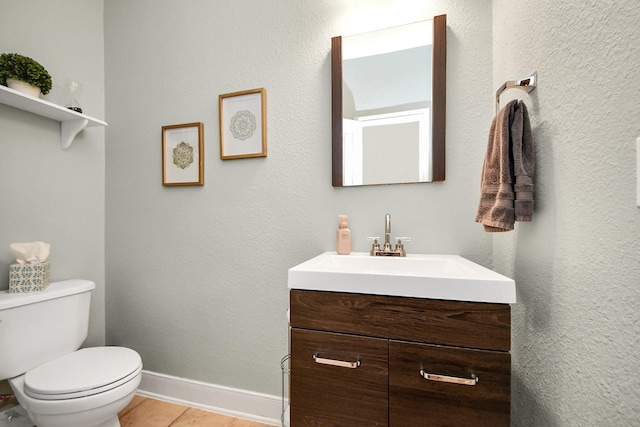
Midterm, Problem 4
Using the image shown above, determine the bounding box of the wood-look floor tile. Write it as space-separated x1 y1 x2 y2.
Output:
229 417 273 427
118 398 188 427
171 407 235 426
118 395 146 418
117 396 274 427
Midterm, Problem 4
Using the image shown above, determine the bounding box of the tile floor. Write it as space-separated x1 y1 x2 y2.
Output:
118 395 274 427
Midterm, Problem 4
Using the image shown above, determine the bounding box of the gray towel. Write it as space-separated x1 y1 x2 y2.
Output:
476 100 534 232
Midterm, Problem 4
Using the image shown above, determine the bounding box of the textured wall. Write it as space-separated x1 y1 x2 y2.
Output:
0 0 106 346
5 0 639 423
104 0 494 395
492 0 640 425
4 0 638 423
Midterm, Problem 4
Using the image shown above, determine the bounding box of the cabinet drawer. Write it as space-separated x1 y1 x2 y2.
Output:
389 340 510 427
290 290 510 351
291 328 389 427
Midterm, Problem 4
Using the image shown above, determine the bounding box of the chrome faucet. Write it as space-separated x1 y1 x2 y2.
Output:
369 214 410 257
384 214 392 251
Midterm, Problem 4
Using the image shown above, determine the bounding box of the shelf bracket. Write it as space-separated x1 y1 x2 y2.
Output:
60 118 89 150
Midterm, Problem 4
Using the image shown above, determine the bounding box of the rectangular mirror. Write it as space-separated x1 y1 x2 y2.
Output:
332 14 446 187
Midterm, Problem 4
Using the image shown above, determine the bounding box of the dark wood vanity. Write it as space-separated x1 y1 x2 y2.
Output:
289 290 511 426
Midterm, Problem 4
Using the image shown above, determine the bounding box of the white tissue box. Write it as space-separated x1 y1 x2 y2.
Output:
9 262 50 293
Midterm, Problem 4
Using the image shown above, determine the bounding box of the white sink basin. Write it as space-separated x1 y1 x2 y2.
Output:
288 252 515 304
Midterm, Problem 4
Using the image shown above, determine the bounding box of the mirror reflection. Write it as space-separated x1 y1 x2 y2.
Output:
332 15 446 187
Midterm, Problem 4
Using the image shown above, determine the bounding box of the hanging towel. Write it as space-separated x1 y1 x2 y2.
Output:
475 100 534 232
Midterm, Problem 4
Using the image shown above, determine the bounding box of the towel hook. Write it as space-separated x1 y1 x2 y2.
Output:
495 71 537 113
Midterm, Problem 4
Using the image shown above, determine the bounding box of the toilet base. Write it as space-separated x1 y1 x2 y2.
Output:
22 390 132 427
1 406 119 427
0 405 33 427
8 368 140 427
93 415 120 427
25 399 126 427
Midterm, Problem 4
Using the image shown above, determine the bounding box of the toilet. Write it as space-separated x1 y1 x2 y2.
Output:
0 279 142 427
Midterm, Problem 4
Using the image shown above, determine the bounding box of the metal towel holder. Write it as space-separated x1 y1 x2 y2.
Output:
495 71 537 113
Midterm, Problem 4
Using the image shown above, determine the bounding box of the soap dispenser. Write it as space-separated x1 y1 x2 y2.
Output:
336 214 351 255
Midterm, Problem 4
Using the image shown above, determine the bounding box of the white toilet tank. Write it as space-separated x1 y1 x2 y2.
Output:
0 279 95 380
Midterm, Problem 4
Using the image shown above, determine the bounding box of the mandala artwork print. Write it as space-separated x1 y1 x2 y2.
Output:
230 110 257 140
172 141 194 169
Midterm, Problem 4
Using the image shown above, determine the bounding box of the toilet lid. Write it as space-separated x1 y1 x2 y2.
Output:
24 347 142 400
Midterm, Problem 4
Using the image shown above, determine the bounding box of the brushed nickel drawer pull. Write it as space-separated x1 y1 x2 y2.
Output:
313 354 361 369
420 369 479 386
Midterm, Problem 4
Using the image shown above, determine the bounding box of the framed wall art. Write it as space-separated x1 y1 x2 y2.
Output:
162 122 204 186
219 88 266 159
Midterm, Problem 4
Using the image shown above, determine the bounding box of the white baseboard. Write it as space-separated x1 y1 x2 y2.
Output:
137 370 281 426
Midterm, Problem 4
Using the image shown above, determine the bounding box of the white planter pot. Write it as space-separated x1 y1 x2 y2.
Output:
6 78 41 98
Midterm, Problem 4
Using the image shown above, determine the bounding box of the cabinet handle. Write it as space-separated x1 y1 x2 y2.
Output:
313 354 361 369
420 369 479 386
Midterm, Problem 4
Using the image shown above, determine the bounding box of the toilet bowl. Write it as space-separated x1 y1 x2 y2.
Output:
9 347 142 427
0 280 143 427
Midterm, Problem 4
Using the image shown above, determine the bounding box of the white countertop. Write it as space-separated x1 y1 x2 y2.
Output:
288 252 516 304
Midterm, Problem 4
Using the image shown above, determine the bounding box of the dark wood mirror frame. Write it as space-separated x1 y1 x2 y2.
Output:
331 14 446 187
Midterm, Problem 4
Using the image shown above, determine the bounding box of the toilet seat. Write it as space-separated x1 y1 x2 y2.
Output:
24 347 142 400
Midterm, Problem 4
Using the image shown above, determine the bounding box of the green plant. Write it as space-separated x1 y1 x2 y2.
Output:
0 53 52 95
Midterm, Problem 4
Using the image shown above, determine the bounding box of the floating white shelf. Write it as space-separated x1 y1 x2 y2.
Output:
0 84 107 150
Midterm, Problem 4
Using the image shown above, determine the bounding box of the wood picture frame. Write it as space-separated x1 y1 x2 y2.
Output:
162 122 204 186
219 88 266 159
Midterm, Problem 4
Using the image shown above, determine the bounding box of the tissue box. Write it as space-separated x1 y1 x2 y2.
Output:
9 262 50 293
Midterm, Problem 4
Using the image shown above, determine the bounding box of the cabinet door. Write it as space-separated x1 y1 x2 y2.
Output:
389 340 510 427
291 328 389 427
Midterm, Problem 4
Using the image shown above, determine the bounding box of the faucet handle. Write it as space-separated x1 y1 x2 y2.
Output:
395 237 411 257
366 237 381 256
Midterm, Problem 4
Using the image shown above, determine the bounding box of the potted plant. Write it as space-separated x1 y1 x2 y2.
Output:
0 53 52 97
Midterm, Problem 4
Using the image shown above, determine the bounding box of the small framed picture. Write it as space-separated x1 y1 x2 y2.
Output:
219 88 266 159
162 122 204 186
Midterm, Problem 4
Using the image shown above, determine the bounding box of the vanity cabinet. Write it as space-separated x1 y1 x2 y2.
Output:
290 290 511 427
